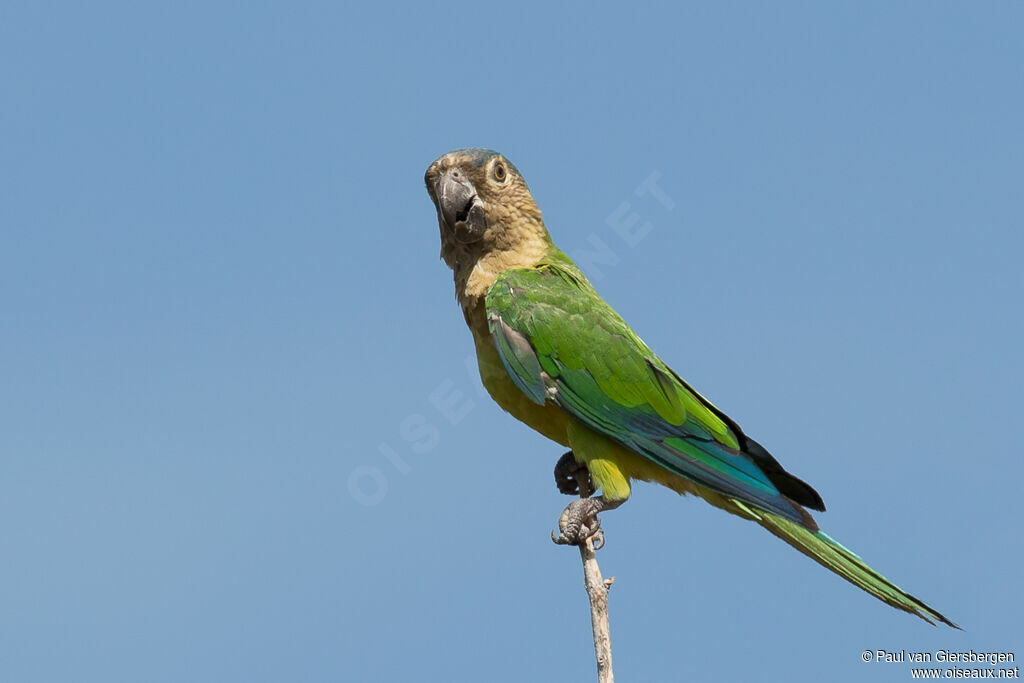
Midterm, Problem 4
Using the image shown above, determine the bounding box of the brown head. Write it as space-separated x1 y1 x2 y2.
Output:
424 149 550 276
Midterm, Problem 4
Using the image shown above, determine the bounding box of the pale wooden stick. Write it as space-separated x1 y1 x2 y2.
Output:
575 478 614 682
579 532 614 682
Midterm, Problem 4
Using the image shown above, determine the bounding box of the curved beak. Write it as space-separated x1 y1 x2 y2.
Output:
433 170 487 242
435 171 474 228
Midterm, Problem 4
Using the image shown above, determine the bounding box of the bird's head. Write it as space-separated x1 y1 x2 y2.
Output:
425 148 548 270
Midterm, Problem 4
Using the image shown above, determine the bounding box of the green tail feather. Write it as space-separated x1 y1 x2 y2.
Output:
734 501 959 628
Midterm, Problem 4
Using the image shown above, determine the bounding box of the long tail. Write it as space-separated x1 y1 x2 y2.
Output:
733 500 959 628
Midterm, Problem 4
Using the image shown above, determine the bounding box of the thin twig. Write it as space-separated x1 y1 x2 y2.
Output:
576 478 614 682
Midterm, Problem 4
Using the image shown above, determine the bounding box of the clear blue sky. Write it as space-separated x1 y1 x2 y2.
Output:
2 2 1021 682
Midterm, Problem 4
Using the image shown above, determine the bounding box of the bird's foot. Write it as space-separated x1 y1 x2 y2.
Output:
551 497 622 547
554 451 591 496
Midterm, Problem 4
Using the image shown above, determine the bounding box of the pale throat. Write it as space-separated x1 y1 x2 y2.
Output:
452 231 550 324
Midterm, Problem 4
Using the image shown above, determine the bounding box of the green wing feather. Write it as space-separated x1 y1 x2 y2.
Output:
485 250 816 527
485 249 957 628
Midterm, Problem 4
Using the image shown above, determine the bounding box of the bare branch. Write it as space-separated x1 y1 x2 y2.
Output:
578 530 614 682
574 473 614 682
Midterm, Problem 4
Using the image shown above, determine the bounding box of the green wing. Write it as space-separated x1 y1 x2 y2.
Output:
486 250 822 527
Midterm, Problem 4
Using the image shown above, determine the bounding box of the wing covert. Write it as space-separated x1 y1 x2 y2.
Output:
486 260 815 527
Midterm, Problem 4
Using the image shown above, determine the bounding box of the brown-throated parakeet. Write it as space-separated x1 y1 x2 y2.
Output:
424 148 955 627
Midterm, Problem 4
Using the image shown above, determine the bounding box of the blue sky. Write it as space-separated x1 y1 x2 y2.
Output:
2 2 1021 681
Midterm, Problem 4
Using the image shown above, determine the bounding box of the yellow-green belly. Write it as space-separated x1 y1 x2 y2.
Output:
475 333 570 446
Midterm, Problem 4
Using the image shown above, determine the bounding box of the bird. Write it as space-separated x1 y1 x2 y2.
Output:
424 147 956 627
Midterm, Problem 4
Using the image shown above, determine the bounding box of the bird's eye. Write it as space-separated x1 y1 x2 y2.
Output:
493 162 507 183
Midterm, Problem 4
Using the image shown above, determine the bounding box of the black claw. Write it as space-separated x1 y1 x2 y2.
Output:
551 452 624 547
554 451 591 497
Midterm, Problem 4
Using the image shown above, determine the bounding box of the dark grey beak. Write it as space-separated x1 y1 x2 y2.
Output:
434 169 487 243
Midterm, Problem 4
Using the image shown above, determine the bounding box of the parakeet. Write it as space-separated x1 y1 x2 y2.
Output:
424 147 956 627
